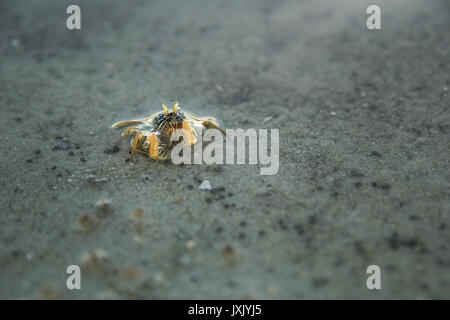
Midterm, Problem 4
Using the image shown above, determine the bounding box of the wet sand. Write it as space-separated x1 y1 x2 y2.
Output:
0 0 449 299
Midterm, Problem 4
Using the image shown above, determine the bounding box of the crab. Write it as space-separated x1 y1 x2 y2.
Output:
112 101 225 160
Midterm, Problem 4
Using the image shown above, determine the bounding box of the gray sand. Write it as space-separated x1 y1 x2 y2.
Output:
0 0 449 299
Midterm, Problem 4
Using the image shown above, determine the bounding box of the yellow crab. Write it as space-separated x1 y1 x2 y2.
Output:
112 102 225 160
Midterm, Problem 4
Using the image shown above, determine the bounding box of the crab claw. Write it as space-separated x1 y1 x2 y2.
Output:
148 132 170 160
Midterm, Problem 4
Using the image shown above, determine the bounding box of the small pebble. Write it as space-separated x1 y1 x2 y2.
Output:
132 208 144 219
95 199 113 217
94 290 119 300
80 249 108 268
78 214 96 231
121 267 140 279
199 180 212 190
153 272 165 286
186 240 196 250
40 287 57 300
10 39 20 48
267 285 278 296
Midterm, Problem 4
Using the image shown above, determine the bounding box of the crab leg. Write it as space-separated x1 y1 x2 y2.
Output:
148 132 167 160
118 125 142 142
184 113 225 135
182 120 197 145
201 120 226 136
130 131 146 160
111 112 160 128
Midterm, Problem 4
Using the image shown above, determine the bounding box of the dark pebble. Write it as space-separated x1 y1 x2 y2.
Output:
104 146 121 154
212 186 225 193
370 151 382 158
379 183 391 190
387 232 420 250
11 250 21 257
295 224 304 235
278 219 288 230
308 215 317 224
350 169 364 178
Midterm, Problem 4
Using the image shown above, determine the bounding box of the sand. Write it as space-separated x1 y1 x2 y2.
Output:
0 0 449 299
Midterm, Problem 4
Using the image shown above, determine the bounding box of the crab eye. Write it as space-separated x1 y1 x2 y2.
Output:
163 103 169 115
173 101 179 113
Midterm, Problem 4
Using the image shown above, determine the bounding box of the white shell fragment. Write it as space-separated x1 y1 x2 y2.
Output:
199 180 212 190
10 39 20 48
